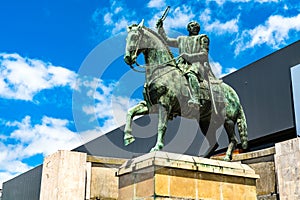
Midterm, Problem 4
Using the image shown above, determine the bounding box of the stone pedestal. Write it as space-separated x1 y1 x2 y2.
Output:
117 151 259 200
275 138 300 200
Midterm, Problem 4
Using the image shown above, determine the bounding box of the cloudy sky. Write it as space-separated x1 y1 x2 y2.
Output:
0 0 299 187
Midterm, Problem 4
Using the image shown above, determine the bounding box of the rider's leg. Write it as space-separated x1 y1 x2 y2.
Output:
187 72 201 107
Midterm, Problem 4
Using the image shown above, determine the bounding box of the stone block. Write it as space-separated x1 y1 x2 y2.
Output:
197 177 220 199
87 155 127 200
275 138 300 200
275 138 300 156
90 167 119 199
155 172 170 196
169 170 196 198
39 150 87 200
248 162 276 196
118 184 134 200
135 169 155 198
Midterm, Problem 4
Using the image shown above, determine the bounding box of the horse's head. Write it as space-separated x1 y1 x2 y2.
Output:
124 20 145 66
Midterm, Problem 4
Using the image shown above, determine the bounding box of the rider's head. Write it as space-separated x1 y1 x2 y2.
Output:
187 21 200 36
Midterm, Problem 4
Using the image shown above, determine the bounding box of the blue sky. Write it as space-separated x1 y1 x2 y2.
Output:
0 0 299 187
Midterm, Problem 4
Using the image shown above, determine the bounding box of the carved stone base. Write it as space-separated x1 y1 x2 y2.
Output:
117 151 259 200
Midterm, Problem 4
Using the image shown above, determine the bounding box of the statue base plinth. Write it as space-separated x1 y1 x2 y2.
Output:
117 151 259 200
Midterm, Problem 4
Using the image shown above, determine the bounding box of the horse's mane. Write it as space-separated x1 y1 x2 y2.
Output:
128 24 175 60
142 26 175 59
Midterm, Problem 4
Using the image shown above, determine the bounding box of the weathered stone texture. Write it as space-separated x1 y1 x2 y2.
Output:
275 138 300 200
117 151 259 200
87 155 127 200
40 150 87 200
90 167 119 199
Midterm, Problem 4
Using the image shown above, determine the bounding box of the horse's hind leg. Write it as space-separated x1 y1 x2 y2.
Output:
224 119 238 161
124 101 149 146
200 120 219 158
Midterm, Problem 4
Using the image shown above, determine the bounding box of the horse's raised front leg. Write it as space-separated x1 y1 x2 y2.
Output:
124 101 149 146
150 104 169 152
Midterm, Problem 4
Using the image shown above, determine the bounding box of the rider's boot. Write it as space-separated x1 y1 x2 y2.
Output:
187 74 201 108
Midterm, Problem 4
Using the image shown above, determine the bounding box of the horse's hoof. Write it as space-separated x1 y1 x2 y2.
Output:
223 156 231 162
242 142 248 150
150 147 158 152
124 135 135 146
150 144 163 152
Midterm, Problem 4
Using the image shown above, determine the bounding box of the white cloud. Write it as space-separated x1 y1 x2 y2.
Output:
104 13 113 25
7 116 82 157
233 13 300 55
114 6 123 14
92 0 136 36
0 53 77 101
210 61 237 78
147 0 166 9
166 6 195 29
112 18 131 35
199 7 239 35
210 61 223 78
204 18 239 35
82 79 141 134
148 5 195 30
225 67 238 75
209 0 279 6
0 171 19 189
199 8 212 23
211 0 226 6
0 115 82 188
252 0 279 3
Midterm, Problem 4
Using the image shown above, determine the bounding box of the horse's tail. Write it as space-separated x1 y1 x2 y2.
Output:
237 105 248 150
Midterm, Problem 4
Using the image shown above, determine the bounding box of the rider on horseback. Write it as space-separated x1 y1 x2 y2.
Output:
156 20 216 108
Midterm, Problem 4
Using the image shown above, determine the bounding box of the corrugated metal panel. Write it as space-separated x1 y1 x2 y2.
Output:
291 64 300 135
2 165 42 200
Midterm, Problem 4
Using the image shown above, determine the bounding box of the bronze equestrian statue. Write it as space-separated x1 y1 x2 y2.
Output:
123 19 248 161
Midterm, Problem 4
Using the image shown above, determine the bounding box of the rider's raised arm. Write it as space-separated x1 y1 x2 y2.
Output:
157 26 178 47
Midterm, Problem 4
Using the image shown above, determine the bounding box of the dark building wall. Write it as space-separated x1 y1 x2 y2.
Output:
223 40 300 142
2 165 42 200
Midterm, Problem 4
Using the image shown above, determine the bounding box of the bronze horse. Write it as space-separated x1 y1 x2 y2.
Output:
123 20 248 161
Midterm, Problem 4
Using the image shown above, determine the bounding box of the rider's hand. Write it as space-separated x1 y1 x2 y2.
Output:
156 19 163 28
180 52 189 61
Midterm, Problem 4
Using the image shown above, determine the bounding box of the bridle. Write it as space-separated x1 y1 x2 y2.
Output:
127 25 182 75
129 28 146 73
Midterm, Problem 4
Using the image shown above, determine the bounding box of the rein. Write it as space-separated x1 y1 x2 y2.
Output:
129 28 146 73
130 55 182 74
148 65 178 85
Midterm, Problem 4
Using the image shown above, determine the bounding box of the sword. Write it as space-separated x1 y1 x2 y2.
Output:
205 62 218 115
156 6 170 28
160 6 170 21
